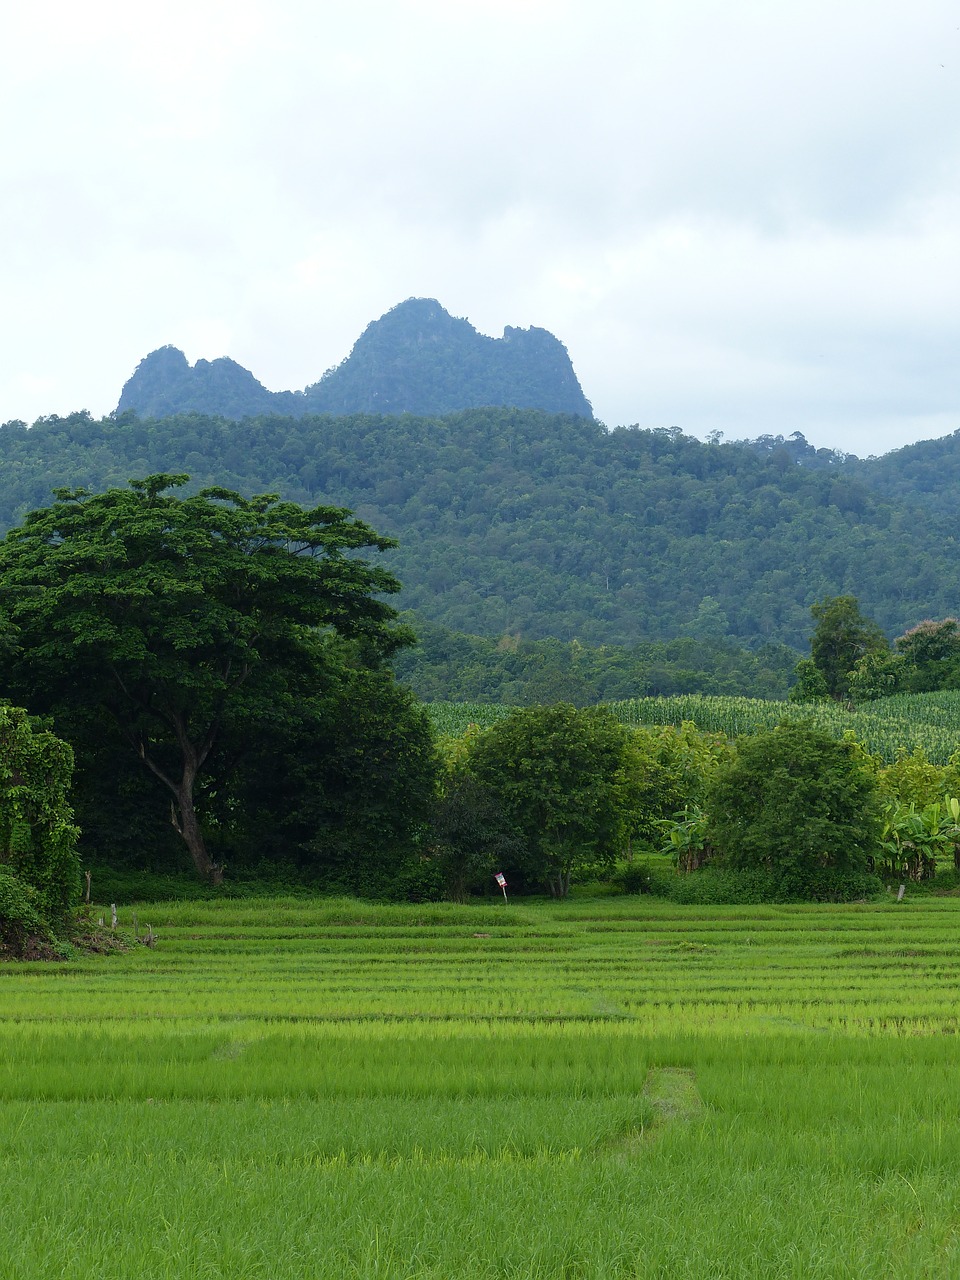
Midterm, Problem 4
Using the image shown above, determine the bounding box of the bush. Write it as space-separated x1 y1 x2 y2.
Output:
0 704 81 927
630 865 883 905
469 703 630 898
707 720 882 898
0 866 53 954
616 861 660 894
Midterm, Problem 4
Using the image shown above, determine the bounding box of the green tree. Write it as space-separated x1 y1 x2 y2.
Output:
228 647 439 895
807 596 887 701
846 650 905 702
429 767 523 902
894 619 960 692
789 657 831 704
618 721 731 854
879 746 960 810
707 721 882 896
468 703 630 897
0 703 80 944
0 476 406 882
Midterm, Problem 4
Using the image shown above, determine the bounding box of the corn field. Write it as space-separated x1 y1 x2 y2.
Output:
428 692 960 763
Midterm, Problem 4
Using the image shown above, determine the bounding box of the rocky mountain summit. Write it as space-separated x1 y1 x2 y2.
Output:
117 298 593 420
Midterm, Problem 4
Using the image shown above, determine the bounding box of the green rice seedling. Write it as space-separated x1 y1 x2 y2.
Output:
7 895 960 1275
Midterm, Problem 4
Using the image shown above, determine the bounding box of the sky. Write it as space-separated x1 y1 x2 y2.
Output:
2 0 958 458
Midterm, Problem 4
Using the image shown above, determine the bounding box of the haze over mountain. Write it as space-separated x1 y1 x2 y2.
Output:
116 299 593 422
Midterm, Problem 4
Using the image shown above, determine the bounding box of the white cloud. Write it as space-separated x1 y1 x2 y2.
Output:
1 0 958 455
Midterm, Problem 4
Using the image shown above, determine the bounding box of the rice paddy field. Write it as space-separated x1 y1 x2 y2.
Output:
8 893 960 1278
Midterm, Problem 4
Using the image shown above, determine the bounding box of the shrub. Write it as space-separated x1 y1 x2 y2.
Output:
0 865 49 951
635 865 882 905
469 703 630 897
707 720 882 898
0 704 81 926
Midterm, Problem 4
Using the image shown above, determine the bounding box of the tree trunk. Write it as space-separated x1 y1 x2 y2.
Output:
548 867 571 898
138 716 223 884
172 785 222 884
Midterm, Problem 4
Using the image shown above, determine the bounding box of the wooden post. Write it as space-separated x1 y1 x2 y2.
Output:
897 884 906 902
84 870 91 904
111 903 118 930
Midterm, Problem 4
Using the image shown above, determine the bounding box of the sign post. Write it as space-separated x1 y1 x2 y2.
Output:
494 872 508 904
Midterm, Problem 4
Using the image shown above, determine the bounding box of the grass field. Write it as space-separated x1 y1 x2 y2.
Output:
6 893 960 1277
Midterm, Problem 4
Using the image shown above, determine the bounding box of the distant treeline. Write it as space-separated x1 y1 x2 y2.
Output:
2 407 959 649
394 618 799 703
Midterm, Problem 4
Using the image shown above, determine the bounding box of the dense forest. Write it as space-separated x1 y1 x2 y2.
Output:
117 298 592 420
2 406 959 656
392 619 799 703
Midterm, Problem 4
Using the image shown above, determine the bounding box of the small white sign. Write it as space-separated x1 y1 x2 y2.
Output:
494 873 507 887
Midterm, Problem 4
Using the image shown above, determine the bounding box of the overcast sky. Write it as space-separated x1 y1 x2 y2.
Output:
3 0 958 457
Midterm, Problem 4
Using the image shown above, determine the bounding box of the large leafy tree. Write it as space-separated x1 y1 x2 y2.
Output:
468 703 630 897
807 595 887 701
0 475 407 882
226 646 439 894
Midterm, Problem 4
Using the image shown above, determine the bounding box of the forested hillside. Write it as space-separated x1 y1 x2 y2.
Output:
846 430 960 517
117 298 592 420
0 406 955 651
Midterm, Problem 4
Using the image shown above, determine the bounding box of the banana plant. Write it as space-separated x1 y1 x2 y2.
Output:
879 797 960 881
660 806 713 874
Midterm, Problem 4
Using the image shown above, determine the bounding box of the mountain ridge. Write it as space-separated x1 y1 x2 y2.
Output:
117 298 593 421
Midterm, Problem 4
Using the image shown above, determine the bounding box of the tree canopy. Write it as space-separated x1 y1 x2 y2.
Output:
707 721 882 895
468 703 631 898
0 475 412 881
0 408 957 655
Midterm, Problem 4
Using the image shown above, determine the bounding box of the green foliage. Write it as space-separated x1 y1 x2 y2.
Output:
878 746 960 809
878 797 960 882
659 806 713 872
0 866 49 950
639 864 883 904
428 767 523 902
619 722 730 852
1 409 958 653
468 704 631 897
229 652 441 896
0 476 411 883
846 649 906 702
707 721 882 896
395 618 800 704
808 595 888 701
789 657 831 703
894 618 960 693
0 703 80 924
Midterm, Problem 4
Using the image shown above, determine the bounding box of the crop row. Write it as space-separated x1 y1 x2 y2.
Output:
428 691 960 761
8 896 960 1276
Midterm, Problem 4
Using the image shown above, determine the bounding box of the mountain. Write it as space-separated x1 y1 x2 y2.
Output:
116 299 593 420
2 407 959 652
